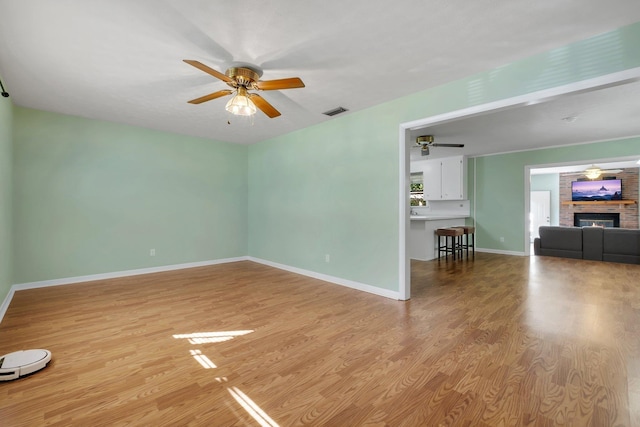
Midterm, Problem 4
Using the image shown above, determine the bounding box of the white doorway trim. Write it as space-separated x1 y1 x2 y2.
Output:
398 66 640 300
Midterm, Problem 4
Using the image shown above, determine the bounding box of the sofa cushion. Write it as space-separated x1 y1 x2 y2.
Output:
538 226 583 251
582 226 603 261
603 228 640 264
537 247 584 259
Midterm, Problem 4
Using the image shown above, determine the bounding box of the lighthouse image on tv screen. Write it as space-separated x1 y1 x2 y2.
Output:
571 179 622 201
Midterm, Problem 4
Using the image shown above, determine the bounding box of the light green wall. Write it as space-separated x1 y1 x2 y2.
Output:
0 90 12 302
531 174 560 226
248 109 400 289
475 138 640 251
248 21 640 290
13 108 248 283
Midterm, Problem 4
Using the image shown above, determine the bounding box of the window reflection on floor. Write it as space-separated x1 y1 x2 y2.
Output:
174 330 280 426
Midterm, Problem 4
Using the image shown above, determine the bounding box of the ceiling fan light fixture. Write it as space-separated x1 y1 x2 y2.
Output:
225 87 256 116
584 168 602 180
184 60 304 119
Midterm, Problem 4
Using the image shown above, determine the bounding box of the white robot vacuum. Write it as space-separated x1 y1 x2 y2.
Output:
0 349 52 381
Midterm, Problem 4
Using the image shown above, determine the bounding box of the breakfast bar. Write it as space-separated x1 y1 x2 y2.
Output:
409 215 469 261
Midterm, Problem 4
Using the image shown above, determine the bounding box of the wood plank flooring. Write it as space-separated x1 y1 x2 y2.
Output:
1 254 639 426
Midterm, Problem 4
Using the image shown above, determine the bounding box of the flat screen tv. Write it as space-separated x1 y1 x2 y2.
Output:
571 179 622 201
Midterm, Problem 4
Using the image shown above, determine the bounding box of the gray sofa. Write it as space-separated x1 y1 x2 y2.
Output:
534 226 640 264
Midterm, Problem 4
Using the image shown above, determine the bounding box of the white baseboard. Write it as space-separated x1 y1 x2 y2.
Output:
0 257 249 325
248 257 401 300
0 255 401 325
11 257 250 291
0 287 15 327
476 248 526 256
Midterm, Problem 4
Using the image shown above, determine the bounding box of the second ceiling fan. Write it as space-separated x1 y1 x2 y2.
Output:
563 164 623 179
416 135 464 156
184 60 305 118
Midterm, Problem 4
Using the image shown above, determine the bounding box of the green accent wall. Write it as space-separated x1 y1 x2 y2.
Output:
474 138 640 252
12 108 248 283
248 21 640 289
248 110 400 290
531 174 560 226
0 91 12 303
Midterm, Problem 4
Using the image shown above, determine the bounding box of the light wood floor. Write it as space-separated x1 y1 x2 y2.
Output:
1 254 639 426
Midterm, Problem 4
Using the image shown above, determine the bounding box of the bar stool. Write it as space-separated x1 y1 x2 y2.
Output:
436 227 464 260
459 225 476 257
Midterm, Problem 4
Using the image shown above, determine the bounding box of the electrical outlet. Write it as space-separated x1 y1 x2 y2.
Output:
499 237 505 243
150 248 156 256
325 254 330 263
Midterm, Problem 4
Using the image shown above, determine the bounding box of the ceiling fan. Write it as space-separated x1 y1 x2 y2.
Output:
563 164 623 179
183 60 305 118
415 135 464 156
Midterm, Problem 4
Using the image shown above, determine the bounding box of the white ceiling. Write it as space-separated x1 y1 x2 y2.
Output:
409 79 640 167
2 1 640 147
530 160 640 175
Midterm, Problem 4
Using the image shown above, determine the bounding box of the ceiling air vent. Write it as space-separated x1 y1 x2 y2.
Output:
323 106 348 116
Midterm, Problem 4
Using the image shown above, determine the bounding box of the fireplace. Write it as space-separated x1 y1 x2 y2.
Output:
574 213 620 228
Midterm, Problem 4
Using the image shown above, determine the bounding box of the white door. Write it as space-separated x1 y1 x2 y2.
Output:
530 191 551 241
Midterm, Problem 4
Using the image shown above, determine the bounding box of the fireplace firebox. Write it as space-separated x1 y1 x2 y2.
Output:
574 213 620 228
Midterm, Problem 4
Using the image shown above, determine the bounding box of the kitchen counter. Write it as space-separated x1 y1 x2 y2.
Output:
409 215 469 261
411 215 468 221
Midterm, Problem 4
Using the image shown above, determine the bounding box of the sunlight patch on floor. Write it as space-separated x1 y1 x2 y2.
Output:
189 349 217 369
173 330 254 344
228 386 280 427
174 329 278 425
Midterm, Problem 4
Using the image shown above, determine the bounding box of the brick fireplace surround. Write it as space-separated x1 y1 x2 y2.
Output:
559 168 639 229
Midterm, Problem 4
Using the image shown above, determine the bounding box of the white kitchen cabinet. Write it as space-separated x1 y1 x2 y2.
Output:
422 159 442 200
416 155 466 200
441 156 464 200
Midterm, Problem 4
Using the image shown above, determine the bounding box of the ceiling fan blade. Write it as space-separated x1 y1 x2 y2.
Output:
183 60 234 84
256 77 305 91
432 143 465 148
249 93 281 118
187 89 233 104
601 169 623 174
